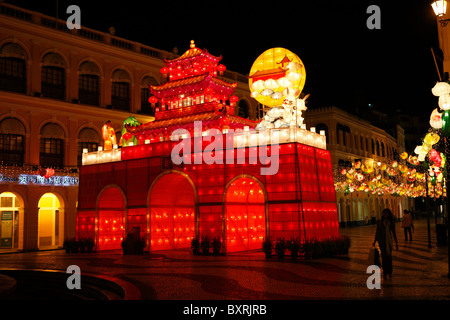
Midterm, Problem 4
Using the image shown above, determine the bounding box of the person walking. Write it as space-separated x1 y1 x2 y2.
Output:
401 209 414 241
373 208 398 278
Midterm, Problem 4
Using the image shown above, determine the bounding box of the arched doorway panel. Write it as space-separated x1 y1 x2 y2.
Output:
223 176 266 253
148 171 196 251
38 192 63 249
96 186 126 251
0 191 23 250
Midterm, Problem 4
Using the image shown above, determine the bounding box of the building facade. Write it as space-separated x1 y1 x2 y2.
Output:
305 106 415 226
0 3 256 251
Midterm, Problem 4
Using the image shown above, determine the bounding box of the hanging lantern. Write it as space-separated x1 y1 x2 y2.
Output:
432 81 450 96
160 67 169 79
424 132 440 145
216 64 226 75
430 108 443 129
230 95 239 103
439 94 450 110
148 96 158 104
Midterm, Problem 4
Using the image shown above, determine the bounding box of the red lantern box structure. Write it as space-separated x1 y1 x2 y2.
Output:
76 41 339 253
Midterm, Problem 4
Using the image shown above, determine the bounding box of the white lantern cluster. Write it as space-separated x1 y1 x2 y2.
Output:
255 92 309 130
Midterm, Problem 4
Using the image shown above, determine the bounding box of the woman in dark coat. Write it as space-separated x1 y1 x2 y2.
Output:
373 208 398 278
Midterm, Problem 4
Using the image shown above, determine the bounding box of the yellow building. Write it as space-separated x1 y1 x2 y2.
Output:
0 3 255 251
305 106 415 226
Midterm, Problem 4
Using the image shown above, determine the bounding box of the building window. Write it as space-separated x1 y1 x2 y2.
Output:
0 118 26 166
381 142 385 157
0 57 26 94
40 138 64 169
112 82 130 111
78 61 101 106
111 69 131 111
77 127 101 167
41 66 65 100
376 140 380 156
79 74 100 106
238 100 249 118
0 134 24 166
336 124 350 146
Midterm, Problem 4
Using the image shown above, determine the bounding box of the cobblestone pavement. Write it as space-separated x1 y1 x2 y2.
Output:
0 220 449 301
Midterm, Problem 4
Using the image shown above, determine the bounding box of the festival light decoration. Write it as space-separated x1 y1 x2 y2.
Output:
77 41 339 253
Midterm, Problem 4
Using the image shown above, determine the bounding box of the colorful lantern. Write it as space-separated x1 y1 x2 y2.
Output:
216 64 226 75
424 132 440 145
439 94 450 110
431 81 450 96
248 47 306 107
430 108 443 129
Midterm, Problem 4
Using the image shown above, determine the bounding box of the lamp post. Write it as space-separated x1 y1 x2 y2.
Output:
432 0 450 279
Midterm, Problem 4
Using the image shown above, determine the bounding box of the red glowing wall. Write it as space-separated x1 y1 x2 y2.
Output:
76 141 339 252
225 178 265 253
97 187 125 251
149 173 196 251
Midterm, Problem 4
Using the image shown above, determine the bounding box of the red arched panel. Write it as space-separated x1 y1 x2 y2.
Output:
97 187 125 251
225 178 265 253
149 173 196 251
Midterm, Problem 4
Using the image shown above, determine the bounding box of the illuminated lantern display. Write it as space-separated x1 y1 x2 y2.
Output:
249 48 306 108
77 41 339 253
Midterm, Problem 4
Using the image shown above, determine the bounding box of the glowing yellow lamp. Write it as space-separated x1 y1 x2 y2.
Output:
424 132 440 145
249 47 306 107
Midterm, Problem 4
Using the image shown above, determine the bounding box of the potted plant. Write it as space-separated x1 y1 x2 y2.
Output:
212 237 222 256
201 235 210 255
275 238 285 259
191 237 200 255
262 238 273 258
301 239 312 260
78 238 87 253
70 239 79 253
63 238 73 253
136 240 146 255
85 238 95 253
287 238 300 260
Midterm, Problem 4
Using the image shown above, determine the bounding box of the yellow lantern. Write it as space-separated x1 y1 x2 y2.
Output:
424 132 440 145
400 152 408 160
249 48 306 107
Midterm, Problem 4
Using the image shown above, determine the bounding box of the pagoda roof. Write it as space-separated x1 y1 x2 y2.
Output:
249 67 286 80
150 74 237 99
164 40 222 64
127 110 257 136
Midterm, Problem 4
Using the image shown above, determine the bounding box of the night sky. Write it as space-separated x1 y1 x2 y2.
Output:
6 0 443 116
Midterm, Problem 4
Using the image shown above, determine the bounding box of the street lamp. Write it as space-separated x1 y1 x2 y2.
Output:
433 0 450 26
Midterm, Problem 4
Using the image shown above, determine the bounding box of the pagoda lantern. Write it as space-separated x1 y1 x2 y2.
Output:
217 64 226 75
229 95 239 107
148 96 158 104
160 67 169 79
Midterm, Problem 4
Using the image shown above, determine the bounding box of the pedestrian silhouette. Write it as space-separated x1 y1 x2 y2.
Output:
401 209 414 241
373 208 398 278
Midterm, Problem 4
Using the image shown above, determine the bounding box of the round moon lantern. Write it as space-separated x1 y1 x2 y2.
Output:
249 47 306 108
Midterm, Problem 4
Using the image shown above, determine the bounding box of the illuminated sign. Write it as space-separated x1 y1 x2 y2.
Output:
0 174 79 186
